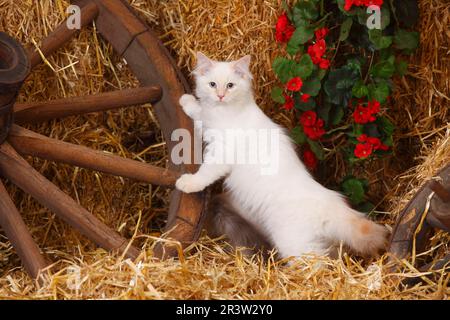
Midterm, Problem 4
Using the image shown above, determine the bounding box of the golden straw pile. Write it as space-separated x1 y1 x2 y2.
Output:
0 0 448 299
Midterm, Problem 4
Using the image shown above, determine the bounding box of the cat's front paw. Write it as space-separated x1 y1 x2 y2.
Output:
175 173 206 193
179 94 200 118
179 94 197 108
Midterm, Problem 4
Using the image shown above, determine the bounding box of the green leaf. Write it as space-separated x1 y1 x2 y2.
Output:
317 68 327 80
295 95 316 111
271 86 285 104
377 116 395 136
395 60 408 76
368 80 390 103
357 201 375 214
393 29 419 51
295 54 314 79
368 29 392 49
346 57 363 74
364 123 381 138
301 77 321 96
293 1 319 22
324 66 359 105
339 17 353 41
291 126 306 145
286 25 314 55
317 101 331 125
307 139 325 160
351 123 364 137
352 79 369 98
272 57 297 83
342 177 366 205
330 104 345 126
370 60 395 78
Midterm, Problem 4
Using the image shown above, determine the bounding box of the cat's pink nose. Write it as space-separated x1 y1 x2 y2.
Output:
218 95 225 101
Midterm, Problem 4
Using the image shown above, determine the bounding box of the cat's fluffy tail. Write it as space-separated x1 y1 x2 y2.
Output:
327 203 388 256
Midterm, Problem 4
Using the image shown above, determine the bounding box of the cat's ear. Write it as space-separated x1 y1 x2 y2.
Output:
193 52 214 76
233 55 253 79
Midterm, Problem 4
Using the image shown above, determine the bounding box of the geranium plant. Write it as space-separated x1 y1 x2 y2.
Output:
271 0 419 212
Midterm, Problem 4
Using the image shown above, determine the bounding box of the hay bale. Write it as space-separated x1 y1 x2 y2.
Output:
0 0 448 299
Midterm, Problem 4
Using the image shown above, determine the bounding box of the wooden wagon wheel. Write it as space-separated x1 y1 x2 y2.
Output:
0 0 206 279
388 164 450 284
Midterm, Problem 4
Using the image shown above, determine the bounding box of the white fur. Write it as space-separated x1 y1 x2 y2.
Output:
176 52 387 259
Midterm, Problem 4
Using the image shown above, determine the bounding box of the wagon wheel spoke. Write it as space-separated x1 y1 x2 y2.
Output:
8 125 180 187
28 2 99 69
0 142 140 259
0 180 48 279
13 86 162 124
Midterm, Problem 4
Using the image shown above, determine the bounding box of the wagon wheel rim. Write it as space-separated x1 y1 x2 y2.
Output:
388 163 450 283
0 0 205 280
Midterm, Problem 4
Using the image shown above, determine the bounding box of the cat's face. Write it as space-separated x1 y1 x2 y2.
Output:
193 52 253 105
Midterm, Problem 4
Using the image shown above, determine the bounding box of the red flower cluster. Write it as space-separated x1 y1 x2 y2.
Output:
352 100 380 124
300 111 325 140
307 27 330 70
302 147 318 170
354 134 389 158
344 0 383 11
275 13 295 43
301 93 310 103
286 77 303 91
282 94 294 110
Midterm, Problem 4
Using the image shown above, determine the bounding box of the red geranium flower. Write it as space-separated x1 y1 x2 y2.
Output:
300 110 317 127
353 105 376 124
367 100 381 114
315 27 329 40
354 142 373 159
357 134 368 142
357 134 390 153
344 0 383 11
282 94 294 110
344 0 354 11
318 58 330 70
286 77 303 92
275 13 295 43
303 118 325 140
303 148 318 170
367 136 382 150
301 93 310 103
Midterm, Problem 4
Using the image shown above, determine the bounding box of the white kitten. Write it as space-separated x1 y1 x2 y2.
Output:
176 52 387 258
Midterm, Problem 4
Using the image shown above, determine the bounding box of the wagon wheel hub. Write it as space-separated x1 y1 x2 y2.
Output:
0 0 205 280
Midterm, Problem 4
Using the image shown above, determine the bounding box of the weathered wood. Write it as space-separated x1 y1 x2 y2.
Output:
403 254 450 286
427 180 450 233
8 125 180 187
0 180 48 279
86 0 206 256
0 142 140 259
13 86 162 124
28 2 99 68
388 164 450 264
429 180 450 203
0 32 30 144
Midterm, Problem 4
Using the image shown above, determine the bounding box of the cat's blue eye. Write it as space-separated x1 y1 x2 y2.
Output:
209 82 216 88
227 83 234 89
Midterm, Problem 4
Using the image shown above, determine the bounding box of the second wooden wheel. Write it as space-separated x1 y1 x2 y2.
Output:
0 0 205 279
